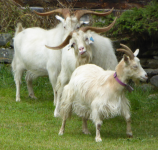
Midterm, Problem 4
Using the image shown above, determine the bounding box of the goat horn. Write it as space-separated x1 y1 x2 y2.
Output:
34 8 70 19
74 7 114 20
80 17 117 33
117 44 134 60
45 33 73 50
120 44 133 54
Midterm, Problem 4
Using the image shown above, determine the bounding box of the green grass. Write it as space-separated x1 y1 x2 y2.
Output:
0 65 158 150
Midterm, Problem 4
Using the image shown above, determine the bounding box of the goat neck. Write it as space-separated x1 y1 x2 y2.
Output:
106 60 129 93
115 60 129 85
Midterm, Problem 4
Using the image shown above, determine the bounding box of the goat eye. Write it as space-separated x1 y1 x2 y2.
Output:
77 26 79 29
133 65 138 69
85 38 88 41
71 43 75 47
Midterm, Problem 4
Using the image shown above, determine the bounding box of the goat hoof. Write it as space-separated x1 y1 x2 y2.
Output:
29 94 37 99
16 98 20 102
127 133 133 138
54 111 60 117
95 137 102 142
82 130 91 135
59 130 64 135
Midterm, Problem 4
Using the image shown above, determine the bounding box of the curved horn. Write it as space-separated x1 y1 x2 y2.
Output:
74 7 114 20
120 44 133 54
80 17 117 33
34 8 70 19
45 33 73 50
117 44 134 60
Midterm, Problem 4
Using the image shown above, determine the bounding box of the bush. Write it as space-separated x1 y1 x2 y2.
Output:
0 0 58 35
93 0 158 41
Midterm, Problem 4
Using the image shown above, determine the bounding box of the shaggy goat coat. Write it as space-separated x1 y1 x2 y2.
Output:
54 30 118 116
59 45 148 142
60 64 130 121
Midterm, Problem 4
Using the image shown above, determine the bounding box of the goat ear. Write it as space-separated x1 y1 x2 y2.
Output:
123 54 130 65
133 49 139 57
86 31 94 44
89 36 94 44
55 15 64 23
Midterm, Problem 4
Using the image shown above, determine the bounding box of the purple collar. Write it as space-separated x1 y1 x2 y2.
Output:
113 72 134 93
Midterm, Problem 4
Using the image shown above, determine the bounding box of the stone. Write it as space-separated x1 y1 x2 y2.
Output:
142 50 158 57
148 94 158 100
150 75 158 88
153 56 158 60
10 38 14 48
145 69 158 79
138 83 155 91
29 7 44 13
0 33 12 46
140 58 158 69
0 48 14 63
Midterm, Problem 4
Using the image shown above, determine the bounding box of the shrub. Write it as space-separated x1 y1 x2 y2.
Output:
93 0 158 41
0 0 58 34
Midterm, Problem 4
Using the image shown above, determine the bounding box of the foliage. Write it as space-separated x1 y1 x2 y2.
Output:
0 65 158 149
0 0 59 34
93 0 158 41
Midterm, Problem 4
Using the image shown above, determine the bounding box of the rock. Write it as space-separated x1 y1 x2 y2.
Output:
150 75 158 88
145 69 158 79
138 83 155 91
140 58 158 69
10 38 14 48
142 49 158 57
28 7 44 13
153 56 158 60
148 94 158 99
0 48 14 63
0 33 12 46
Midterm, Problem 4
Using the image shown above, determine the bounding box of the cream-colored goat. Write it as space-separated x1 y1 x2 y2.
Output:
46 18 118 117
58 44 148 142
12 8 112 102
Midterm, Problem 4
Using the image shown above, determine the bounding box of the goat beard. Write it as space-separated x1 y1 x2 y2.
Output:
132 78 140 85
75 51 92 68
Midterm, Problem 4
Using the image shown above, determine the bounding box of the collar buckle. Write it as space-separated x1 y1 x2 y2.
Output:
114 72 117 78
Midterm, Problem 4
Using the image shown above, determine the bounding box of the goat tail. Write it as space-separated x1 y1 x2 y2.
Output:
15 23 24 36
60 85 74 120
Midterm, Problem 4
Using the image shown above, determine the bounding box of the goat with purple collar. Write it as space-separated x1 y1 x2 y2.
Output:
58 44 148 142
46 18 118 117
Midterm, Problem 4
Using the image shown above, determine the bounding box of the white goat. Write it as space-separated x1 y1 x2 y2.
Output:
12 8 113 102
46 18 118 117
58 44 148 142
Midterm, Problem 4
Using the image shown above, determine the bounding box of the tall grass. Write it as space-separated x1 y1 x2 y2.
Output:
0 65 158 150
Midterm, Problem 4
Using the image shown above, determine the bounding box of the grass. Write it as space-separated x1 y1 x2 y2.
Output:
0 65 158 150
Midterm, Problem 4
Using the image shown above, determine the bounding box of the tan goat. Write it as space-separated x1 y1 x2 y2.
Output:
58 44 148 142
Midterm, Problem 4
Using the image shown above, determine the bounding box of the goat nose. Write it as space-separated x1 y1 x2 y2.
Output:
79 47 84 51
145 74 148 78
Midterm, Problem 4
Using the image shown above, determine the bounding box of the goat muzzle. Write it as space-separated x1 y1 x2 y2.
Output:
79 47 86 55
